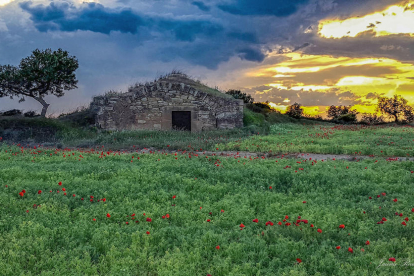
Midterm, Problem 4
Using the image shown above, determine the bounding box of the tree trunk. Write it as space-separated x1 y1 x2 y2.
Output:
33 96 50 117
393 114 398 123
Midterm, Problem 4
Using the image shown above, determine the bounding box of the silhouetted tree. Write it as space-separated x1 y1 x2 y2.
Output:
0 48 79 117
327 105 358 120
286 102 303 119
225 89 254 104
376 95 414 123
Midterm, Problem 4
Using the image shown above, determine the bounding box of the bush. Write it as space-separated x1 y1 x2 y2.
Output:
2 109 22 116
24 111 40 117
285 103 303 119
360 113 384 125
337 113 357 123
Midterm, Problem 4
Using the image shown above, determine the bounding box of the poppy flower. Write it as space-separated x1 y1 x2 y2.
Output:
310 224 314 228
405 217 409 222
399 213 403 217
336 246 341 250
339 224 345 229
277 221 282 226
172 195 176 199
402 221 407 226
393 198 398 202
389 257 396 262
252 218 259 223
285 222 291 226
381 192 386 196
216 245 220 250
207 219 211 222
369 197 372 199
269 186 272 189
162 215 166 219
412 208 414 212
221 209 224 213
382 217 387 221
265 221 274 226
38 190 42 194
285 215 289 219
302 219 308 224
146 218 152 222
126 222 129 225
366 240 370 245
106 213 111 218
317 229 322 233
62 188 66 191
22 189 26 194
73 194 76 197
377 195 380 198
146 231 150 235
19 192 24 197
143 213 146 216
296 258 302 263
303 201 306 203
361 248 365 252
239 223 245 228
377 221 384 224
348 247 353 253
58 182 62 186
93 218 96 221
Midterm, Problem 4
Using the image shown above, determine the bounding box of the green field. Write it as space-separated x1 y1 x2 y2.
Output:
220 124 414 157
1 125 414 275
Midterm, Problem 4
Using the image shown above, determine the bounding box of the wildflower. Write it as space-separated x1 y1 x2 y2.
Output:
93 218 96 221
58 182 62 186
285 215 289 219
221 209 224 213
172 195 176 199
146 217 152 222
19 192 24 197
317 229 322 233
106 213 111 218
216 245 220 250
162 215 166 219
62 188 66 191
126 222 129 225
389 257 396 262
382 217 387 221
296 258 302 263
166 214 170 218
285 223 291 226
402 221 407 226
366 240 370 245
393 198 398 202
146 231 150 235
207 219 211 222
38 190 42 194
252 218 259 223
339 224 345 229
73 194 76 197
399 213 403 217
102 198 106 202
405 217 409 222
310 224 314 228
239 223 245 228
336 246 341 250
361 248 365 252
22 189 26 194
269 186 272 189
381 192 386 196
265 221 274 226
277 221 282 226
348 247 353 253
303 201 307 203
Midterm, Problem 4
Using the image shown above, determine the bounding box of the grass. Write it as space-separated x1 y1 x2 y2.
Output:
220 123 414 157
1 143 414 275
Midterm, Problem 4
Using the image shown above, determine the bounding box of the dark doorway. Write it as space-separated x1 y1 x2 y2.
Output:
172 111 191 131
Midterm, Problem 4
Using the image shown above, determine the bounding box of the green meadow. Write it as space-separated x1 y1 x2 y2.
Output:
1 125 414 275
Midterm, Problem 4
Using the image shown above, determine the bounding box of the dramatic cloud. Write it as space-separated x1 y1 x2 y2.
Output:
217 0 309 17
192 1 210 12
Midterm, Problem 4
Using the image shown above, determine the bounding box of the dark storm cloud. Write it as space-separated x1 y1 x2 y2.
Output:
237 48 266 62
217 0 309 17
192 1 210 11
156 18 223 41
20 1 143 34
227 31 258 43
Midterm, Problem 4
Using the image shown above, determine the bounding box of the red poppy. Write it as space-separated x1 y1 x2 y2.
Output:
126 222 129 225
361 248 365 252
302 219 308 224
377 195 380 198
348 247 353 253
19 192 24 197
296 258 302 263
207 219 211 222
146 218 152 222
22 189 26 194
389 257 396 262
366 240 370 245
38 190 42 194
162 215 166 219
310 224 314 228
172 195 176 199
269 186 272 189
405 217 409 222
277 221 282 226
336 246 341 250
216 245 220 250
412 208 414 212
285 223 291 226
73 194 76 197
240 223 245 228
146 231 150 235
303 201 306 203
285 215 289 219
402 221 407 226
93 218 96 221
62 188 66 191
106 213 111 218
265 221 274 226
252 218 259 223
382 217 387 221
166 214 170 218
221 209 224 213
143 213 146 216
381 192 386 196
58 182 62 186
339 224 345 229
399 213 403 217
377 221 384 224
369 197 372 199
317 229 322 233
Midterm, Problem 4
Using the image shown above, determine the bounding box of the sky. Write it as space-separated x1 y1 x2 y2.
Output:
0 0 413 117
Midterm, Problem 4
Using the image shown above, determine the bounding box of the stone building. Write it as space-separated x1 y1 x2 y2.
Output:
90 73 244 132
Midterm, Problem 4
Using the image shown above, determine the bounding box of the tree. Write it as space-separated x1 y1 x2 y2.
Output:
225 89 254 104
327 105 358 120
0 48 79 117
376 95 414 123
285 102 303 119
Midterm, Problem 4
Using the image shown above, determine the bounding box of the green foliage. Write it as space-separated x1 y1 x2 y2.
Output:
336 113 357 123
0 48 79 116
327 105 359 121
377 95 414 123
286 103 304 119
225 89 254 104
1 139 414 275
360 114 385 125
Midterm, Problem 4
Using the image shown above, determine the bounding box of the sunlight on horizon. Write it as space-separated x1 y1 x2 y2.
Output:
319 2 414 38
0 0 13 6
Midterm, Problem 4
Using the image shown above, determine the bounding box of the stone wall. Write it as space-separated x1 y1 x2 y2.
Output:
90 80 244 132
